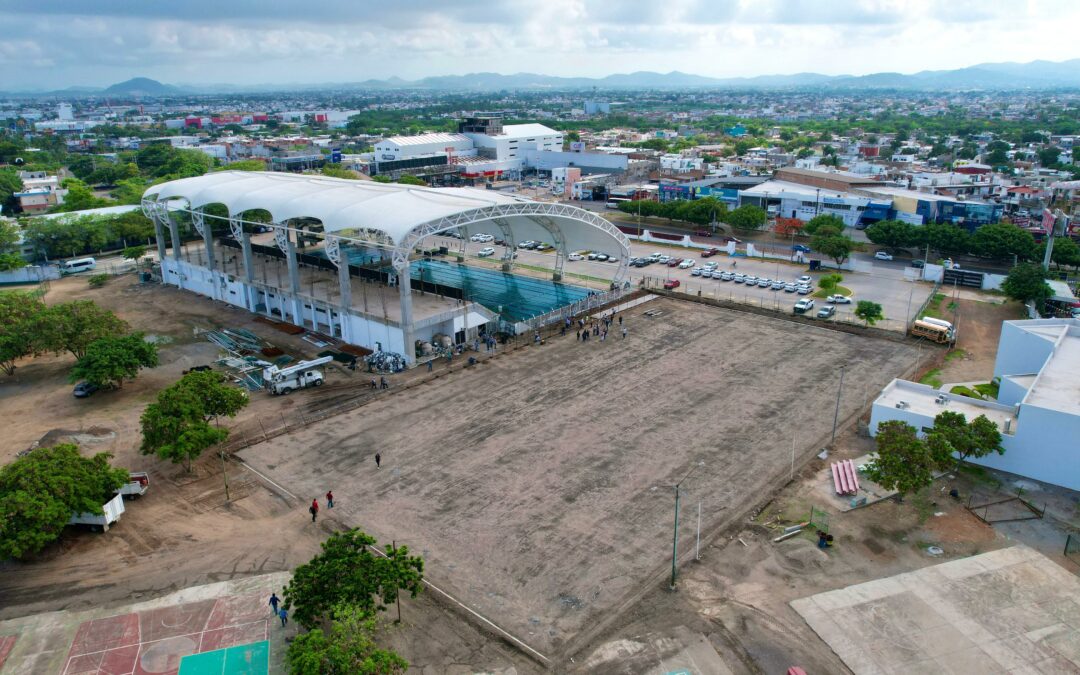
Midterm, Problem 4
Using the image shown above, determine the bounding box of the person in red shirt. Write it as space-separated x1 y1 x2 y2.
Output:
325 491 334 508
309 498 319 522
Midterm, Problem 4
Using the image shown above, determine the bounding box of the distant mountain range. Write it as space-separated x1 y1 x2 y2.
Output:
8 58 1080 97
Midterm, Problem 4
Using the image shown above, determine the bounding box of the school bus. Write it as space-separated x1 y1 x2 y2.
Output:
910 319 955 344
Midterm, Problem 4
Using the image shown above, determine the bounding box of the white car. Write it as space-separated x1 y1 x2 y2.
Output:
470 233 494 243
657 255 672 264
691 267 703 276
757 278 771 288
771 280 785 290
733 273 746 283
794 298 815 314
827 294 852 304
477 246 496 257
743 275 758 285
874 251 894 261
797 285 812 295
719 272 734 281
678 259 695 269
702 261 718 270
568 253 585 261
595 253 609 262
796 275 813 286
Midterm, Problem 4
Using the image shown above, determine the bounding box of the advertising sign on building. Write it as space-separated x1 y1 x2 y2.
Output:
569 141 585 153
1040 208 1057 235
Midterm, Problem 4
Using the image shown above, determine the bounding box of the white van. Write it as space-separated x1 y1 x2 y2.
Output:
63 257 97 274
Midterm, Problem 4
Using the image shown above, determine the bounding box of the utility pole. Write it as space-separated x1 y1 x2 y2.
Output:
220 451 231 501
831 365 847 446
669 461 704 590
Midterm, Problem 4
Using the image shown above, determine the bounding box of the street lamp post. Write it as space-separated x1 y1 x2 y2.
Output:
830 365 847 446
669 461 704 590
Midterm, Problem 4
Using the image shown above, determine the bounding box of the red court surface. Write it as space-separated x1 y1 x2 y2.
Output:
62 592 270 675
0 635 17 670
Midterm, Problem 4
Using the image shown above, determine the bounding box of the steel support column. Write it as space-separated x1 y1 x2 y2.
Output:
275 224 304 328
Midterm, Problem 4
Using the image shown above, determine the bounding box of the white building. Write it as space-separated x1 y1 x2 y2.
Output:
372 133 475 162
57 103 73 121
870 319 1080 491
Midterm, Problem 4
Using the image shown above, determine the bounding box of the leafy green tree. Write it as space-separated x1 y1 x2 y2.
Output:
0 219 20 254
122 245 147 263
0 291 45 375
0 252 26 271
395 175 426 186
0 443 129 558
1037 237 1080 269
87 273 109 288
0 168 25 214
287 604 408 675
802 214 845 236
51 178 111 213
811 231 854 266
970 222 1037 261
111 177 151 205
817 273 843 293
322 165 359 180
865 421 935 500
1038 147 1062 167
35 300 128 360
864 220 920 251
218 159 265 172
139 371 248 471
284 529 424 630
1001 263 1053 310
724 204 767 230
923 223 972 257
925 411 1004 472
854 300 884 326
70 333 159 389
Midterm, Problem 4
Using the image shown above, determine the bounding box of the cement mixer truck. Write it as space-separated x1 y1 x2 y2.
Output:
262 356 333 395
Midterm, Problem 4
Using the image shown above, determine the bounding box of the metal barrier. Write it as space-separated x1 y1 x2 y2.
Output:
525 284 634 332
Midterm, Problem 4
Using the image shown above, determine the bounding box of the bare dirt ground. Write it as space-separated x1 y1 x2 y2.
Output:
935 296 1025 384
0 275 536 674
237 296 921 663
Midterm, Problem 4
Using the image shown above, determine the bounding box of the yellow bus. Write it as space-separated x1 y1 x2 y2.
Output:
910 319 954 344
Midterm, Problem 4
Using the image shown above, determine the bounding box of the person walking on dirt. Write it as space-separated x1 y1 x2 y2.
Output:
269 593 280 615
309 498 319 522
326 490 334 508
622 327 627 339
427 360 433 372
278 607 288 627
380 376 388 389
618 315 623 326
369 378 377 389
375 452 382 468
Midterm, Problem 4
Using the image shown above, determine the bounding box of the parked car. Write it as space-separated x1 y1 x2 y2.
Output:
816 305 836 319
691 267 703 276
596 253 610 262
73 381 99 398
536 243 553 251
568 253 585 261
794 298 815 314
874 251 894 261
757 278 771 288
657 255 672 264
667 258 682 267
477 246 496 257
723 236 742 243
796 275 813 286
792 244 812 253
470 233 494 242
719 272 734 281
827 294 852 304
702 261 718 270
700 248 721 258
252 224 272 234
694 230 712 237
784 283 797 292
733 273 746 283
797 285 812 295
771 280 785 290
911 259 926 269
663 279 681 290
519 240 537 249
678 259 695 269
743 275 758 285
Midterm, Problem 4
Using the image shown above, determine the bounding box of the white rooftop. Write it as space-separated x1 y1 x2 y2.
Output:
500 123 560 139
876 379 1018 434
383 133 471 147
1020 323 1080 416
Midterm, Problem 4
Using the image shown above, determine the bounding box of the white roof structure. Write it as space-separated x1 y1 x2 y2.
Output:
142 171 630 276
382 132 471 147
500 123 560 139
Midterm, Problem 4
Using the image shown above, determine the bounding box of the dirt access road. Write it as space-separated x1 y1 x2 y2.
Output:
239 296 921 662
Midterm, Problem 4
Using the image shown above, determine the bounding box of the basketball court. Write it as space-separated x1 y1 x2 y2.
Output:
0 574 289 675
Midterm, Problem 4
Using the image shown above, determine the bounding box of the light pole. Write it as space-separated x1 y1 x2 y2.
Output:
669 461 705 590
831 365 847 446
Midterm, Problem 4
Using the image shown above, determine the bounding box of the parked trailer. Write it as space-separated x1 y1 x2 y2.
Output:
910 319 955 344
69 492 126 532
117 471 150 499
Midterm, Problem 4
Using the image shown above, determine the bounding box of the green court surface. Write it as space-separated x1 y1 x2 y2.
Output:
178 640 269 675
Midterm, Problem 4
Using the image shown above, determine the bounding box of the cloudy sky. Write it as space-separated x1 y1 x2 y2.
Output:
3 0 1080 89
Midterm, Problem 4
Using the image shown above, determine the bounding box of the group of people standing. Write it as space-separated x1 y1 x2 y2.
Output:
572 314 626 342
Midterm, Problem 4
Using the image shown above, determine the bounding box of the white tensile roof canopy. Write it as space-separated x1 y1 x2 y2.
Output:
143 171 631 272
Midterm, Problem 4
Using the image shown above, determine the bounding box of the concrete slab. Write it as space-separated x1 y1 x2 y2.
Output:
791 546 1080 674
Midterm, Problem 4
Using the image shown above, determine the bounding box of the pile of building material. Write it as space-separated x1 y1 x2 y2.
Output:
204 328 264 354
365 351 407 373
831 459 861 496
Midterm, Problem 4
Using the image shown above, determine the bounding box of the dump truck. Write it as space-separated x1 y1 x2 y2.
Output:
262 355 333 395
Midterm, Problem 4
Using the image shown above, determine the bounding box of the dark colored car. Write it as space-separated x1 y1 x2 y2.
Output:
700 248 721 258
667 258 682 267
663 279 681 290
723 236 742 244
694 230 712 238
792 244 812 253
73 381 99 398
911 259 926 269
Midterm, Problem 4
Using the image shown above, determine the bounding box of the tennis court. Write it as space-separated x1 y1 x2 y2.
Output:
178 641 268 675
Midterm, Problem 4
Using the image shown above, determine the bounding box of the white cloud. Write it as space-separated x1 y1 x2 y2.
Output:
0 0 1079 88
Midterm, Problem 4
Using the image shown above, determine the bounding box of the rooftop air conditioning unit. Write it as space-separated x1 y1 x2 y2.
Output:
895 401 909 409
935 394 948 405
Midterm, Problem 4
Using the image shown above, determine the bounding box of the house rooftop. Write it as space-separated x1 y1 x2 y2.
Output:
876 380 1018 434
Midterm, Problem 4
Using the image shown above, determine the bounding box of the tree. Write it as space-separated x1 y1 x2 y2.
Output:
970 222 1037 261
0 253 27 272
0 168 23 214
0 443 129 558
864 220 920 251
0 219 20 254
925 411 1004 472
1001 263 1053 310
812 231 854 266
1038 237 1080 269
923 223 972 257
1038 147 1062 167
121 245 147 263
218 159 265 172
140 370 248 471
70 333 159 389
865 421 935 500
724 204 767 231
855 300 884 326
287 604 408 675
35 300 128 360
284 529 424 630
818 273 843 293
395 175 426 186
0 291 45 375
51 179 111 213
322 165 360 180
802 214 845 236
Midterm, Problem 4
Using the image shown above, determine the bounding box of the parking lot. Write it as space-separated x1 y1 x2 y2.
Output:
442 236 932 331
238 296 922 661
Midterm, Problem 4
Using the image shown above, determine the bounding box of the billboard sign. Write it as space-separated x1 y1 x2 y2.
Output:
1040 208 1056 235
569 141 585 153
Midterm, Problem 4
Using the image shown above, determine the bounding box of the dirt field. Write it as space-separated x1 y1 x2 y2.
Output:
934 296 1026 384
237 296 921 661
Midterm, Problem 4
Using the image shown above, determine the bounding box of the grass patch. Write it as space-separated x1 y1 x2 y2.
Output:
959 464 1002 488
921 292 946 319
950 385 981 399
974 381 999 399
919 368 944 389
911 491 937 524
812 285 852 299
947 301 958 311
944 348 967 362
